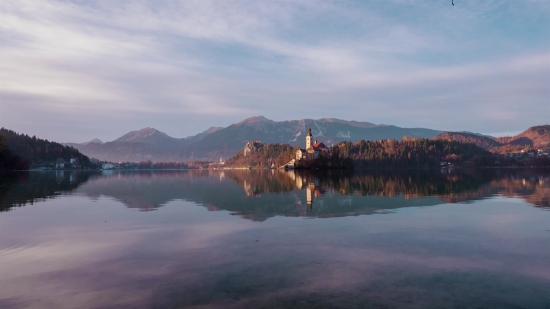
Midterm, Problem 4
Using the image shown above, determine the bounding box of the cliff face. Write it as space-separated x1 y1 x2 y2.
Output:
243 141 263 157
226 143 294 168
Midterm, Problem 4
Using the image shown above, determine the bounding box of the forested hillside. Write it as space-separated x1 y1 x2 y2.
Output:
0 135 29 170
228 138 492 169
0 128 92 169
432 132 502 150
326 138 491 168
493 125 550 153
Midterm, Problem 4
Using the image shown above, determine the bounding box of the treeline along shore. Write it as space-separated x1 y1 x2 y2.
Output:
224 138 550 169
1 126 549 171
1 128 93 170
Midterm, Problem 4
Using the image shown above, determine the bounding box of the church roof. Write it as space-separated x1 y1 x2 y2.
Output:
312 142 327 149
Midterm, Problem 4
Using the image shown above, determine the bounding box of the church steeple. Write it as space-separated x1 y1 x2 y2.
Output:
306 124 312 149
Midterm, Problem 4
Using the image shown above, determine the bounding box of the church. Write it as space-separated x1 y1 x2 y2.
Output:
296 125 327 160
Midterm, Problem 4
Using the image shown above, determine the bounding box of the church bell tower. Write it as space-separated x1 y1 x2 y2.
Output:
306 124 312 149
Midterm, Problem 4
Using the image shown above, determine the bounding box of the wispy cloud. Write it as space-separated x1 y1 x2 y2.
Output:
0 0 548 141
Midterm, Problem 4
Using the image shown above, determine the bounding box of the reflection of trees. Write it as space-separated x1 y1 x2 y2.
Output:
0 171 95 212
1 169 548 219
488 172 549 209
228 169 495 199
226 169 297 196
214 168 550 220
227 168 550 210
312 169 491 198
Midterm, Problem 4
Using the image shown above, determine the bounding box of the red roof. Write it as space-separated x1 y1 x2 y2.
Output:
312 142 326 149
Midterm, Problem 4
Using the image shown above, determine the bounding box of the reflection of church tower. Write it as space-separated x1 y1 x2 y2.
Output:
306 183 314 209
306 124 313 149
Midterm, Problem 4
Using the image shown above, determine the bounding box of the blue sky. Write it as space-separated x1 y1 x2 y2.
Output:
1 0 548 142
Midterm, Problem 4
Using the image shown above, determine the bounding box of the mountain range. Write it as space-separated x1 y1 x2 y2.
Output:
65 116 443 162
64 116 549 162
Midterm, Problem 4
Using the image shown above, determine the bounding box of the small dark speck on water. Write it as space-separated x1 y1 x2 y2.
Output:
255 240 259 242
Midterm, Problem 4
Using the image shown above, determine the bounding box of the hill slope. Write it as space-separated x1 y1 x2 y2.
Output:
495 125 550 149
432 132 502 150
0 128 92 169
434 125 550 153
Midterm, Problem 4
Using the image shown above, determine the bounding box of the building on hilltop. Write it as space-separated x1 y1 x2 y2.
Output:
295 148 307 160
296 125 328 160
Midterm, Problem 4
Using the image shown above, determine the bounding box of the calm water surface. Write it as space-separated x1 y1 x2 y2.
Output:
0 169 549 309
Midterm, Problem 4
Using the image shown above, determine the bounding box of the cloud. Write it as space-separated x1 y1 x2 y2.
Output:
0 0 548 141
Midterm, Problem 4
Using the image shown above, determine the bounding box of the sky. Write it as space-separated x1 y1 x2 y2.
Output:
1 0 549 142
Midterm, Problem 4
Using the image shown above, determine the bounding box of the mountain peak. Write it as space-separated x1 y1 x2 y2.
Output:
495 125 550 149
135 127 166 136
521 125 550 136
317 118 381 128
237 116 272 126
114 127 170 143
84 138 103 145
204 127 224 134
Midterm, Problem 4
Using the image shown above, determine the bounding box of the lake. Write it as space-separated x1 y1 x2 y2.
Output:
0 169 549 309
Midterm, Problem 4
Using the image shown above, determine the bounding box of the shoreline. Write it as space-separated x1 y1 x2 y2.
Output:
2 165 549 172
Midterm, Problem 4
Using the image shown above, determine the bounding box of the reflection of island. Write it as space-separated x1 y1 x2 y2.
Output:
0 171 96 212
67 170 549 215
229 169 550 219
1 169 548 220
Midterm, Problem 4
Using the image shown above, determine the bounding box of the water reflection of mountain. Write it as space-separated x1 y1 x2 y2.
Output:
1 169 548 219
0 171 96 212
76 169 550 220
